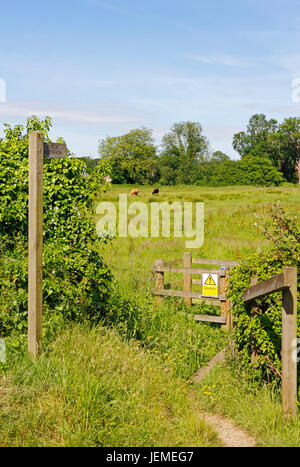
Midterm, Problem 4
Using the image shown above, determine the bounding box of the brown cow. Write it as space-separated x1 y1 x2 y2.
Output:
129 189 139 196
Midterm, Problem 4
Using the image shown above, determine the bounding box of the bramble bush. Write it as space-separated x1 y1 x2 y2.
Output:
0 116 113 355
228 204 300 387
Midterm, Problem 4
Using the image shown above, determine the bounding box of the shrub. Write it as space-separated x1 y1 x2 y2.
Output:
210 156 284 186
0 116 113 354
228 205 300 386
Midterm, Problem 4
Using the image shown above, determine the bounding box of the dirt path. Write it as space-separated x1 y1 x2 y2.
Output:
192 349 226 384
200 411 256 447
192 349 257 448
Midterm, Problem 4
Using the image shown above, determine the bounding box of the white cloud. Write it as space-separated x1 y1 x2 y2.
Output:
187 54 253 68
0 101 145 125
268 105 300 113
270 54 300 75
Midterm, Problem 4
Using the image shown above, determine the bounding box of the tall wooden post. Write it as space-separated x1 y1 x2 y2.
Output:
184 252 192 307
155 259 164 305
28 131 44 360
281 266 298 418
221 268 231 329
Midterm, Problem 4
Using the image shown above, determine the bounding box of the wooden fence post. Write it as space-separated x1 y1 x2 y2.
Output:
155 259 164 305
281 266 298 418
28 131 44 360
221 268 232 329
184 252 192 307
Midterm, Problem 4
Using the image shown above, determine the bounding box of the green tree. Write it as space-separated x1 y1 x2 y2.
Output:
210 150 230 163
232 114 278 159
98 128 159 184
232 114 300 183
276 117 300 183
161 121 209 184
76 156 99 175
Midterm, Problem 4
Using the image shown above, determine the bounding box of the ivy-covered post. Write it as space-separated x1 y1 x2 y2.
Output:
221 267 232 329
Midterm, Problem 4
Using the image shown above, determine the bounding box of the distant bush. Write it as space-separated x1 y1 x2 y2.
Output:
210 156 284 186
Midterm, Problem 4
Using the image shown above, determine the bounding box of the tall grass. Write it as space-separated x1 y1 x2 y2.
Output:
192 362 300 447
95 184 300 379
0 325 220 447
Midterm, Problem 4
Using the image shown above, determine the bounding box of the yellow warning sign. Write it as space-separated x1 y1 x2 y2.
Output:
204 274 216 286
202 273 219 298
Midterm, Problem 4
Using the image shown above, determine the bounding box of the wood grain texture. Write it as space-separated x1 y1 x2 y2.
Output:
28 131 44 360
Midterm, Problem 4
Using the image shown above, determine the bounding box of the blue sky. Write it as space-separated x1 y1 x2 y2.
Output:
0 0 300 158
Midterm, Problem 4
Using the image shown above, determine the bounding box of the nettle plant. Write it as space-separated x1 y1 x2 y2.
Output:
0 116 113 352
228 204 300 387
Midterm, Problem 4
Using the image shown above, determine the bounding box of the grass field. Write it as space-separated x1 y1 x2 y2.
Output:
97 184 300 287
1 184 299 446
94 183 300 446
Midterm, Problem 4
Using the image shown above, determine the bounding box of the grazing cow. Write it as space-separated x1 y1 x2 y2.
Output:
152 188 159 195
129 189 139 196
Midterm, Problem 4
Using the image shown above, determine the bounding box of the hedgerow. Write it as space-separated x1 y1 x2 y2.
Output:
0 116 113 356
228 204 300 387
210 156 284 187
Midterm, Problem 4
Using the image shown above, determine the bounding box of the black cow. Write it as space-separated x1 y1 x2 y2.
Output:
152 188 159 195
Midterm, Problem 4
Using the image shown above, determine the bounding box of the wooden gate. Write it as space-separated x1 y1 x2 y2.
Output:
152 252 239 329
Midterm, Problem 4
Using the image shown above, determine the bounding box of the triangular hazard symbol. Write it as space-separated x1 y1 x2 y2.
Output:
204 274 216 286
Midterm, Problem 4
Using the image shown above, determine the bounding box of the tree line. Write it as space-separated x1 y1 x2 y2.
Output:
80 114 300 186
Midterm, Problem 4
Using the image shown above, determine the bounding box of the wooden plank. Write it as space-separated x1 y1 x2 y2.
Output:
153 288 225 301
155 259 164 306
155 266 223 275
44 142 67 159
161 258 182 267
165 280 183 289
184 252 192 307
192 298 221 307
153 288 203 299
193 258 240 267
281 267 298 418
192 314 226 324
243 272 289 302
28 131 44 360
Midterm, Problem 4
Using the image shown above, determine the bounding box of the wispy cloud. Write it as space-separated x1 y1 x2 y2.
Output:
186 54 253 68
0 101 145 125
268 105 300 114
270 54 300 75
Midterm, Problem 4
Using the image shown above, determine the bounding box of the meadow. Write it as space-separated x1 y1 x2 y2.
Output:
97 183 300 287
1 183 299 447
